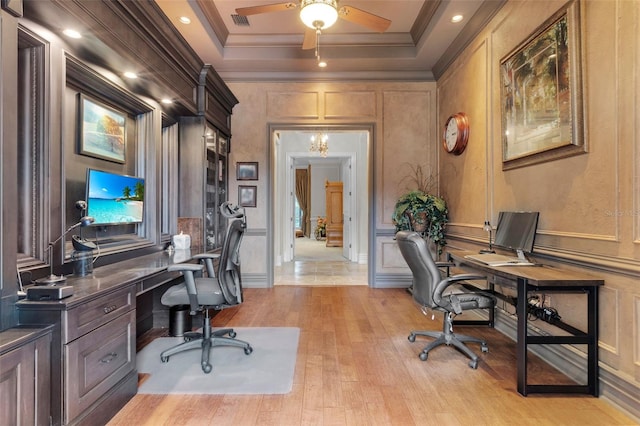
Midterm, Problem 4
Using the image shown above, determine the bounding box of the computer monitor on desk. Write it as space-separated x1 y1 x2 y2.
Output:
494 211 539 260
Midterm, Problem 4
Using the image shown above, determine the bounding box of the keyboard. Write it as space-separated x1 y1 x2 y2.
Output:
464 253 534 266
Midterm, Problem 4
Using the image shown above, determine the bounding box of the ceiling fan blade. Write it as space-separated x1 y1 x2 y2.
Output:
302 28 316 50
235 2 298 16
339 5 391 32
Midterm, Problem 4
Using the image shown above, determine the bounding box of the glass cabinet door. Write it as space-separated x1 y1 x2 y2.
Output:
205 131 218 250
203 129 228 251
216 135 228 246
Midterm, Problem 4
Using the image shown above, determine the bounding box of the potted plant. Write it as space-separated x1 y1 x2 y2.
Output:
392 164 449 254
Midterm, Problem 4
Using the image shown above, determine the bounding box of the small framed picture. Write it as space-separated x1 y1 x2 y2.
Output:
2 0 23 17
238 185 257 208
236 162 258 180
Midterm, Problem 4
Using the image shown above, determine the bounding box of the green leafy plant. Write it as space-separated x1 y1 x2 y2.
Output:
392 164 449 254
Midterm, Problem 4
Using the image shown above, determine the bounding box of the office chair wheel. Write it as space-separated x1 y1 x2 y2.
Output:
202 363 212 374
481 343 489 353
161 355 169 363
469 359 478 369
244 346 253 355
229 331 237 338
419 352 428 361
408 333 416 342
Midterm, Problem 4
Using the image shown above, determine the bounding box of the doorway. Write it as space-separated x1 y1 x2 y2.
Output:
270 127 371 286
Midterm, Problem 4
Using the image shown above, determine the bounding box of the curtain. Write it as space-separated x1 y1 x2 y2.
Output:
295 168 310 237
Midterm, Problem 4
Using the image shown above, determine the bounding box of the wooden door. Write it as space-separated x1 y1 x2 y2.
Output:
325 181 343 247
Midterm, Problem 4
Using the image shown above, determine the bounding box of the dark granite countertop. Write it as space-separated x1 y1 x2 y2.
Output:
16 248 198 310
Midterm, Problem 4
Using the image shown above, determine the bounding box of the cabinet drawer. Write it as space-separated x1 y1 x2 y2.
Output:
65 285 135 342
64 310 136 424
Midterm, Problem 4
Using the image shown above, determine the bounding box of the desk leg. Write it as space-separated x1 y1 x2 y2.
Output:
516 277 528 396
587 287 599 396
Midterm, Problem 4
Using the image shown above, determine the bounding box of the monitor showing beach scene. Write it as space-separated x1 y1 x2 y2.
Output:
86 168 144 225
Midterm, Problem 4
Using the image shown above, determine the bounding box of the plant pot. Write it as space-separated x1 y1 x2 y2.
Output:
406 211 428 233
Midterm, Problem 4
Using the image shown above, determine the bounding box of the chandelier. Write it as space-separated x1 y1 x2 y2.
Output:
309 132 329 157
299 0 338 30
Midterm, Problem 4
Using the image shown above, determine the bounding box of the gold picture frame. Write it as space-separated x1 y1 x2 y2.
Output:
500 0 585 170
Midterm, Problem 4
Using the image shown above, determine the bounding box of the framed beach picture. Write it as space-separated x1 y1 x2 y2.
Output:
500 0 585 170
78 94 127 163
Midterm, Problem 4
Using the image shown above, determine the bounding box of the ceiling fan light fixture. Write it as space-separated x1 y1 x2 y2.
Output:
300 0 338 30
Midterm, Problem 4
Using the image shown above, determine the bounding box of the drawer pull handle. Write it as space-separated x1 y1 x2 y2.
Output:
103 305 117 314
100 352 118 364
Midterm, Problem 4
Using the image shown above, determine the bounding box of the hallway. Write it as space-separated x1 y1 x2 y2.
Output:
274 237 368 286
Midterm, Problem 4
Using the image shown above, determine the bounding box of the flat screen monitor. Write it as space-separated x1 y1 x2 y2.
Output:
86 168 145 225
493 211 539 254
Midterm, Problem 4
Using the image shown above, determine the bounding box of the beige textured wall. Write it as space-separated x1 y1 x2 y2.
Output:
437 0 640 393
227 81 438 281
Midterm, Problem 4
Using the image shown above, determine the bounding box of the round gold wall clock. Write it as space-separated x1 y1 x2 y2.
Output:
442 112 469 155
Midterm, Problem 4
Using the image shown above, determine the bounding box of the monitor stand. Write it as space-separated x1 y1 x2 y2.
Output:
516 249 528 262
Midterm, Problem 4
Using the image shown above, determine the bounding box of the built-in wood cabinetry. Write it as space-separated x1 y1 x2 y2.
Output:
0 326 52 426
178 66 238 251
18 285 137 426
325 181 344 247
178 118 229 250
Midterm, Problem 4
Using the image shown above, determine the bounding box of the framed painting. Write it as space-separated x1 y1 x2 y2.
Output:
238 185 257 208
236 162 259 180
78 94 127 163
2 0 23 17
500 0 585 170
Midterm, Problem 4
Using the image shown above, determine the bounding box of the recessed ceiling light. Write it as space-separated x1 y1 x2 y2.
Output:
451 14 464 23
63 29 82 39
161 98 173 104
179 16 191 24
318 60 327 68
123 71 138 79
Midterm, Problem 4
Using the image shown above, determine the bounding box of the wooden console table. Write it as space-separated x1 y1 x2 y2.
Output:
448 250 603 396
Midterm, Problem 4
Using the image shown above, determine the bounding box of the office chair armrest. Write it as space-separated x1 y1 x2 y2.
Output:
167 263 204 313
193 253 220 277
433 274 487 307
167 263 204 273
193 253 220 260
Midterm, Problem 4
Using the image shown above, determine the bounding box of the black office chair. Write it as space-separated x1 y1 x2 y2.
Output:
160 202 252 373
396 231 496 369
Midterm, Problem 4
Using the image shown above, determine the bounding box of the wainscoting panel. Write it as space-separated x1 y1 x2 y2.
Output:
266 91 319 119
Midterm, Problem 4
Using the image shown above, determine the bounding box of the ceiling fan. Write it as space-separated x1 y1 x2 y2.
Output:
235 1 392 51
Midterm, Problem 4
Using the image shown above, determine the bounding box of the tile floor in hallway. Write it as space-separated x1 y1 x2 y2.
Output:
274 236 368 286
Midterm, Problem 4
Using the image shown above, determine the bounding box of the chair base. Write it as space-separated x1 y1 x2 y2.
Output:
409 313 488 369
160 311 253 373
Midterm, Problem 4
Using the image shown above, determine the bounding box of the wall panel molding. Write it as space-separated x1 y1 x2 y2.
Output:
324 91 376 119
266 91 319 119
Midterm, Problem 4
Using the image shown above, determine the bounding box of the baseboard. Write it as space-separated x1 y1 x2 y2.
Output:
599 365 640 422
372 273 412 288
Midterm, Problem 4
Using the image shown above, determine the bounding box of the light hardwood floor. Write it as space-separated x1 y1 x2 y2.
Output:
108 272 637 426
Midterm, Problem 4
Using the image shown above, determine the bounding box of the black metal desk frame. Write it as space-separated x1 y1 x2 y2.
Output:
448 251 602 397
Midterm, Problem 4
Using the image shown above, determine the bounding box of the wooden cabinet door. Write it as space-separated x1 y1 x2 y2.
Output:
325 181 343 247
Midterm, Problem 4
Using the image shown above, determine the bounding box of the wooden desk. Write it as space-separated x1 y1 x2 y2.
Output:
448 250 603 396
17 248 199 426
